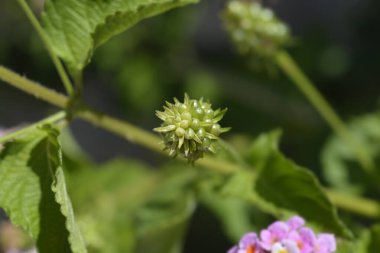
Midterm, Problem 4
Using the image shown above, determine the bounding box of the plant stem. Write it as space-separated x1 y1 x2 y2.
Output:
275 51 374 172
0 66 379 218
77 109 163 153
17 0 74 96
0 66 68 108
0 111 66 144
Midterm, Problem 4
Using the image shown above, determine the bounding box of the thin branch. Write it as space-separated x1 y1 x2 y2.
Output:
0 66 68 108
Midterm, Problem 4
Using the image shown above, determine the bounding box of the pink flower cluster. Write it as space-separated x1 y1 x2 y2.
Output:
228 216 336 253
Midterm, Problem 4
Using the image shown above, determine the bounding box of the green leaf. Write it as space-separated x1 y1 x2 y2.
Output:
322 111 380 194
67 160 197 253
67 159 159 253
247 129 282 171
199 174 258 241
42 0 198 75
248 131 352 239
221 170 255 199
0 125 86 253
221 170 287 219
255 151 352 239
199 169 289 242
134 165 197 253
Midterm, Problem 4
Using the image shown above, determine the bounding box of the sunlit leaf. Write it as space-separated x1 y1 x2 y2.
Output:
249 131 352 239
0 125 86 253
42 0 198 75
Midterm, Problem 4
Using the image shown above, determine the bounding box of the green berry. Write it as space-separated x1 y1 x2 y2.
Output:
180 120 189 129
176 127 185 137
195 107 204 117
153 93 230 163
204 109 214 119
191 118 200 130
182 112 192 121
197 128 205 138
185 128 195 139
211 124 221 136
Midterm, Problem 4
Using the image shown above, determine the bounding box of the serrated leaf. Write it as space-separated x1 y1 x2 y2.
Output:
247 129 282 171
248 130 352 239
0 125 86 253
255 151 352 239
42 0 198 75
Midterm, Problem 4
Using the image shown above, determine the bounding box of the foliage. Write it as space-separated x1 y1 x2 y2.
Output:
0 125 86 253
249 131 352 239
42 0 198 75
65 159 196 253
0 0 379 252
322 110 380 194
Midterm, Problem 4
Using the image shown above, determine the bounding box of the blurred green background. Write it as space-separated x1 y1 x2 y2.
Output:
1 0 380 252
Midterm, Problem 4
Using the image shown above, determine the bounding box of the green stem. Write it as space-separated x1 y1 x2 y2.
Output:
77 109 163 153
275 51 374 172
17 0 74 96
0 66 379 218
0 111 66 144
73 71 84 95
0 66 68 108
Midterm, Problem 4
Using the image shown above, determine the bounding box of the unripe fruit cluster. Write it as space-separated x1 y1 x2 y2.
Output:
154 94 230 163
223 0 290 60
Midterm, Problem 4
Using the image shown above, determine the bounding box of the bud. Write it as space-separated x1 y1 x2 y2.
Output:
222 0 291 66
154 94 230 163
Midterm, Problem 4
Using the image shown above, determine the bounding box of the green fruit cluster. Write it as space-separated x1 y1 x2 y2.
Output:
154 94 230 163
223 0 290 60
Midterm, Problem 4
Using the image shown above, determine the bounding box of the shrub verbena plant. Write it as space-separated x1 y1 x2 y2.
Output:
0 0 379 253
